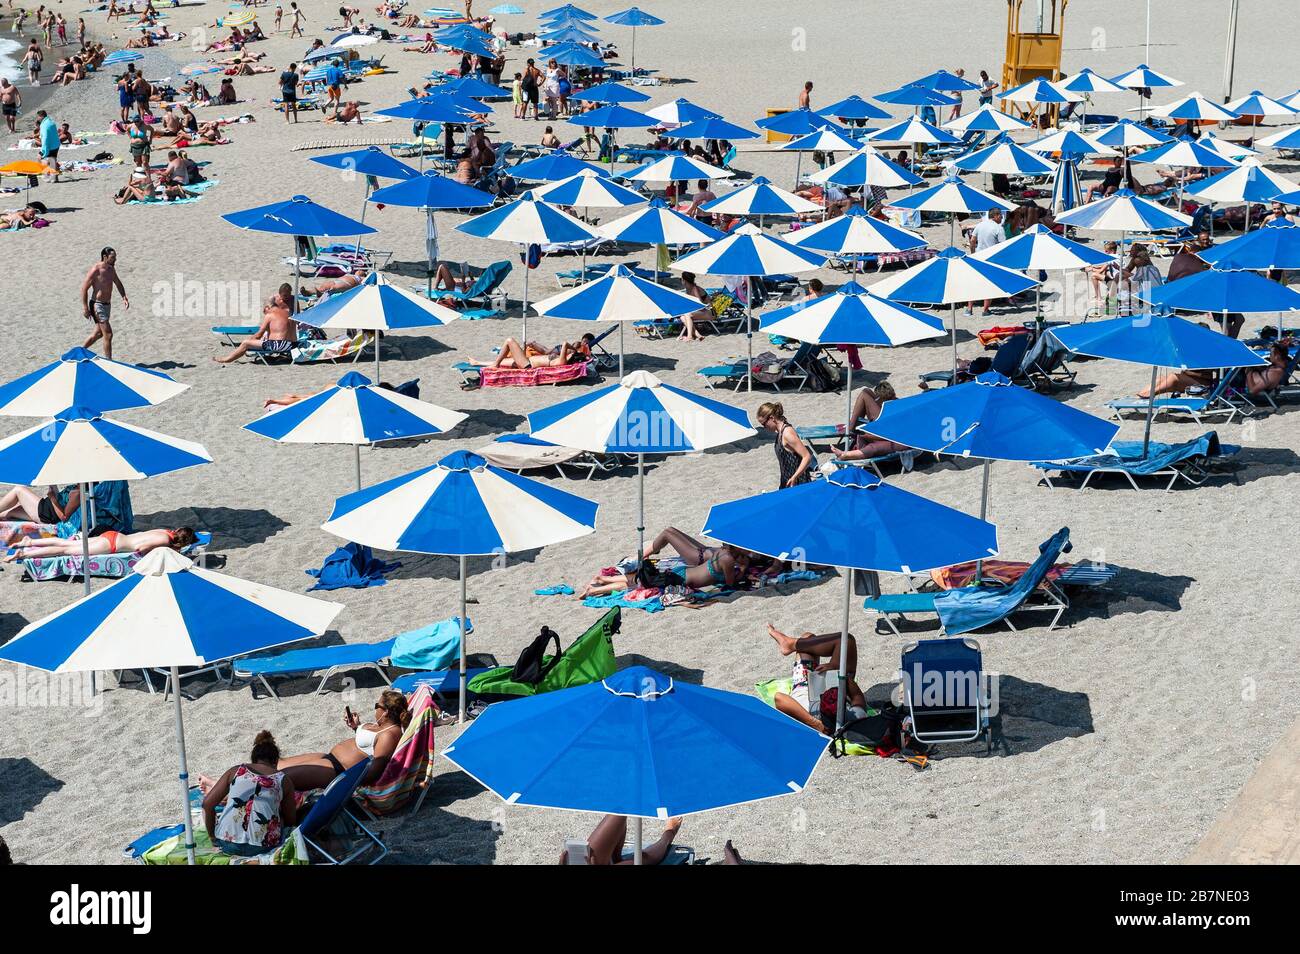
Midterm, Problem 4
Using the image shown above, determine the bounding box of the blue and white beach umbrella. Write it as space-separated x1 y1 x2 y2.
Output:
245 371 467 489
603 6 664 71
808 145 923 189
1023 128 1116 157
783 127 863 155
0 347 188 417
456 192 600 339
1151 92 1239 123
510 150 610 182
870 247 1040 370
944 103 1033 133
874 84 959 108
529 369 752 559
700 175 821 217
621 152 732 183
1198 130 1259 162
531 169 646 209
954 138 1058 176
1049 154 1083 213
442 665 827 863
644 97 720 126
1111 63 1183 91
868 116 960 145
1054 187 1193 233
1093 118 1172 150
1185 159 1296 231
820 94 892 122
1129 135 1238 171
889 175 1015 216
531 264 711 375
1057 67 1127 96
702 467 997 726
974 222 1114 271
103 49 143 66
1257 125 1300 151
569 80 650 105
671 223 827 389
0 547 344 864
322 449 598 719
999 77 1081 106
1227 90 1297 119
595 197 725 247
788 203 926 257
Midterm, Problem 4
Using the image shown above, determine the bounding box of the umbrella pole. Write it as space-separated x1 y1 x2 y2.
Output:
746 276 754 392
836 566 851 731
844 370 854 451
975 459 991 583
950 303 958 377
632 816 643 865
619 322 625 378
522 247 530 344
292 239 301 311
375 331 382 380
794 151 802 191
1142 365 1158 457
78 482 95 695
458 555 468 724
356 181 371 255
426 209 435 300
636 452 645 568
171 666 196 866
354 444 362 491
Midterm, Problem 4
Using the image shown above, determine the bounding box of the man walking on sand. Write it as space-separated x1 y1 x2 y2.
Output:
0 79 20 134
36 109 60 180
81 247 130 361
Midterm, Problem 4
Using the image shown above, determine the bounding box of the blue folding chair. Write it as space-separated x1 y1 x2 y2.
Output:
899 637 992 752
299 758 388 865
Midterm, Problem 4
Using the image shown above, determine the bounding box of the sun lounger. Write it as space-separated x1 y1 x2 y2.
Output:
698 343 825 392
420 259 511 308
1105 370 1251 425
455 360 593 389
920 329 1029 388
864 527 1072 636
21 531 211 586
299 758 389 865
1031 431 1241 491
477 433 622 480
899 637 992 751
231 638 397 699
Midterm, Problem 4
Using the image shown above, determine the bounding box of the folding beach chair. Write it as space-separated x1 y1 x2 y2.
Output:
477 433 622 480
1014 332 1077 392
1105 370 1252 425
899 637 992 751
864 528 1072 636
298 758 389 865
1031 431 1241 491
231 638 398 699
425 259 512 309
354 685 439 819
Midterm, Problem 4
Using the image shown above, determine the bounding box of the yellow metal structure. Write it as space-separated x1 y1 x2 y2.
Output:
1002 0 1069 123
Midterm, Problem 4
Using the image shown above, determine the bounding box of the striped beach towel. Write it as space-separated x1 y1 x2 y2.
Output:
354 685 438 816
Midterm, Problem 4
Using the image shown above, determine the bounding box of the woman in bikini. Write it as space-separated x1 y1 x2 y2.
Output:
470 334 594 370
3 526 196 561
830 382 910 462
640 528 747 588
272 690 409 790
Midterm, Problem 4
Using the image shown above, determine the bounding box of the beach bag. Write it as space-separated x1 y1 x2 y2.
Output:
468 608 620 698
635 560 685 590
804 357 839 393
510 626 562 684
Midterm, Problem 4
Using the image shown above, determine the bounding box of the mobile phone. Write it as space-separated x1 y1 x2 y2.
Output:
344 705 354 724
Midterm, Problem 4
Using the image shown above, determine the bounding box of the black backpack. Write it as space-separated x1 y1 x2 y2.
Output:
804 357 838 393
510 626 562 684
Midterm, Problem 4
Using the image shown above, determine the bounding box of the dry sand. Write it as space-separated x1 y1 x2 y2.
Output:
1 0 1297 864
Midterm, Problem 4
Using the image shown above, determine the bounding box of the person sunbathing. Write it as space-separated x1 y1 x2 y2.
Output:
677 271 711 341
640 527 747 588
272 690 409 790
1137 368 1214 399
301 268 367 296
576 565 638 599
831 382 910 461
0 204 44 229
1242 341 1293 395
469 334 593 370
766 623 868 731
202 730 298 857
559 815 683 866
125 30 156 48
323 100 362 124
4 526 197 562
0 484 80 538
214 298 297 363
263 381 395 408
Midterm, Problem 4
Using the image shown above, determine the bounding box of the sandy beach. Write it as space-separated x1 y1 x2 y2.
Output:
0 0 1297 865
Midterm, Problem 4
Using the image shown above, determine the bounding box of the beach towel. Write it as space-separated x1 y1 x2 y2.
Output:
389 616 467 670
480 362 589 388
306 542 401 591
57 479 133 536
354 685 438 816
930 560 1071 591
138 819 309 865
581 591 664 614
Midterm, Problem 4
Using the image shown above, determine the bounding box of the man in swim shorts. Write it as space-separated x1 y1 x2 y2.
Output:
0 79 20 134
80 247 130 360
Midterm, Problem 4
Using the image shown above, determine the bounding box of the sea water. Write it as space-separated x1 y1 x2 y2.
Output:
0 37 21 84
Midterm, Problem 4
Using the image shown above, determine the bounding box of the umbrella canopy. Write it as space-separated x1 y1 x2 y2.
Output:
543 42 607 69
998 77 1081 105
782 128 863 154
1024 128 1117 157
621 152 732 182
1057 68 1128 95
787 204 926 255
670 116 760 141
540 3 598 20
671 221 826 276
872 246 1039 304
490 3 525 11
295 272 461 331
1129 135 1239 170
442 665 826 821
954 138 1058 175
530 169 646 208
1051 313 1267 370
888 175 1016 215
875 84 959 108
1226 90 1297 118
539 25 599 43
759 280 945 345
245 371 466 445
332 33 379 48
367 169 495 208
531 264 706 323
1093 118 1173 149
604 6 664 26
1049 154 1083 213
596 197 725 246
808 146 923 188
436 31 495 56
943 104 1033 133
704 466 996 573
222 194 377 237
1111 64 1183 90
1142 268 1300 315
310 147 418 180
973 223 1114 270
510 150 610 182
438 75 512 100
1053 188 1193 232
1150 92 1239 122
911 69 981 92
569 81 651 104
868 116 960 145
565 103 656 130
753 107 843 137
644 97 721 125
1197 219 1300 270
456 191 597 244
0 348 188 417
700 175 822 217
1257 125 1300 150
0 407 210 485
868 371 1118 461
1197 130 1260 161
102 50 143 65
376 95 479 124
1185 159 1295 204
819 94 892 122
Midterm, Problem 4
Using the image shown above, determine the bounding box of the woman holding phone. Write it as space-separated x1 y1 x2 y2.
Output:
273 690 410 790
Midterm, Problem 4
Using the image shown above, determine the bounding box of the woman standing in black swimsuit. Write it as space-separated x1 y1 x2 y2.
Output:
757 402 814 489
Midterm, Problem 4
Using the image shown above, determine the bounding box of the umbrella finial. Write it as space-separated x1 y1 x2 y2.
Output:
337 371 373 389
826 467 883 489
438 449 488 471
602 666 674 699
133 548 196 576
60 347 98 362
619 369 662 389
55 405 102 423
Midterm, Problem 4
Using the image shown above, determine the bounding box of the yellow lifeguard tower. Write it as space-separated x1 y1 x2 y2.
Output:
1002 0 1069 123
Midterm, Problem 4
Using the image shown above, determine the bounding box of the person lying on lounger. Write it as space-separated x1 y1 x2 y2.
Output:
767 623 869 731
3 526 197 561
202 730 298 858
467 334 593 370
559 815 683 865
831 382 911 462
1242 341 1293 395
0 484 80 538
640 527 748 588
300 268 368 297
270 689 409 790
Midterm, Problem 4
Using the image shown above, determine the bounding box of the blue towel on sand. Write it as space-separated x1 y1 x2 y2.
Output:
306 543 401 591
390 615 471 669
582 592 664 614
